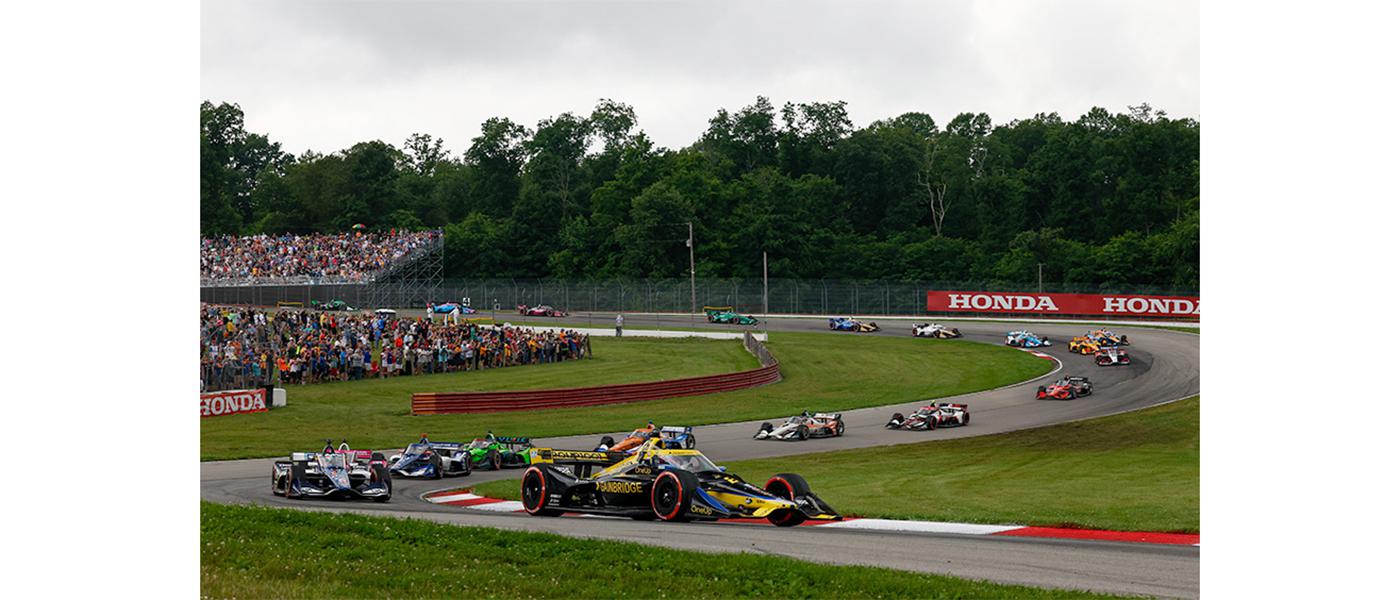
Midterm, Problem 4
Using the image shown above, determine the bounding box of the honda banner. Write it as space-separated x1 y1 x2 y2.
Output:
926 291 1199 318
201 388 268 418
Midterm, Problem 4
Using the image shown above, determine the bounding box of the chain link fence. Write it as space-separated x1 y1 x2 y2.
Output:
202 278 1196 318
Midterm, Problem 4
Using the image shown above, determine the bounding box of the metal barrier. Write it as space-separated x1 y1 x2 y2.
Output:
410 332 781 414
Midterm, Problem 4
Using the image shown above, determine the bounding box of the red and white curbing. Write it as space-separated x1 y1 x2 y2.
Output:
424 490 1198 546
1020 348 1056 361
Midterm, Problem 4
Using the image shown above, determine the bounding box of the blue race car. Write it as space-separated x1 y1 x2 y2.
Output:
428 302 477 315
387 436 473 478
829 317 880 332
1005 330 1052 348
658 425 698 449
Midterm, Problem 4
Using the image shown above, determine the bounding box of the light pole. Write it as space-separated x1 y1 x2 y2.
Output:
1037 263 1044 294
687 221 696 319
762 250 769 337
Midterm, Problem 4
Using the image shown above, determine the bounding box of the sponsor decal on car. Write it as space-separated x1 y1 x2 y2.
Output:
596 481 643 494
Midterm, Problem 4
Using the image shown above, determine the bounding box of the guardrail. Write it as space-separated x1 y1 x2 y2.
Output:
410 332 780 414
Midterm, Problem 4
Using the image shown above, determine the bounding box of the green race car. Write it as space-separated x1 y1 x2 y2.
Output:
704 306 758 326
466 434 534 470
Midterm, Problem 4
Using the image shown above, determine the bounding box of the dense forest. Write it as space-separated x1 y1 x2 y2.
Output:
201 98 1198 289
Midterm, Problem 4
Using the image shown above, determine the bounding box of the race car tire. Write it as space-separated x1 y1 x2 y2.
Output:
963 412 971 425
764 473 811 527
372 464 392 502
272 471 285 496
1068 390 1078 400
887 413 904 428
757 422 774 437
287 465 307 499
1036 386 1047 396
488 449 503 470
598 436 616 450
836 420 845 436
521 467 562 517
429 454 444 479
797 425 810 441
928 417 939 431
685 435 697 450
651 470 696 522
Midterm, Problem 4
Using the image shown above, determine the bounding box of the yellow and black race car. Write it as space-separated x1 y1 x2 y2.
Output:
520 438 841 526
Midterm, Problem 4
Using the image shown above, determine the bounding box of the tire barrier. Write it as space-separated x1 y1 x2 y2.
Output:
411 332 780 415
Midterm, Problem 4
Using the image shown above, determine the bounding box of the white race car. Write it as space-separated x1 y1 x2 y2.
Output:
912 323 962 339
1094 347 1132 366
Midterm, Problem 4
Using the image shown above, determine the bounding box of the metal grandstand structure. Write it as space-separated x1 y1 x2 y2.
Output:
360 234 445 309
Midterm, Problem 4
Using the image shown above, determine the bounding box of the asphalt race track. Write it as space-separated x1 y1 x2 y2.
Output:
201 316 1200 598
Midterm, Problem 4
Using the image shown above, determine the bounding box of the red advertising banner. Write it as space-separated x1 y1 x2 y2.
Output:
926 291 1199 318
201 388 268 418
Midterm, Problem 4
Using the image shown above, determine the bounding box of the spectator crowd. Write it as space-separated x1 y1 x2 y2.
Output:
200 230 440 282
200 304 591 392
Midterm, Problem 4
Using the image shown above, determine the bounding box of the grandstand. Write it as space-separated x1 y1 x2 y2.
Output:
199 230 443 308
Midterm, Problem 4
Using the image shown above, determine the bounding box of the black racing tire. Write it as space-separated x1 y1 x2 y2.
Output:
887 412 904 428
287 465 307 499
835 420 845 437
1069 390 1078 400
521 466 562 517
758 422 774 436
928 417 939 431
685 435 697 450
272 470 285 496
964 412 971 425
797 425 810 441
764 473 811 527
488 449 503 470
429 454 444 479
599 436 616 450
372 464 392 502
651 470 697 522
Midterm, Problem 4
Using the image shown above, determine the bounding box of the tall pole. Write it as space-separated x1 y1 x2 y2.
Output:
763 251 769 317
1037 263 1044 294
688 222 696 316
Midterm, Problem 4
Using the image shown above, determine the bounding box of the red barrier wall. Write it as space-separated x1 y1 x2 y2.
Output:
926 290 1199 318
411 334 781 414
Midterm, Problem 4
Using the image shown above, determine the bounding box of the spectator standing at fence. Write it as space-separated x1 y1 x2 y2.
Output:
615 314 624 337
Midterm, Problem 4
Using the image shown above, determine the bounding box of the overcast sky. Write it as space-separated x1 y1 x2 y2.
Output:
202 0 1199 156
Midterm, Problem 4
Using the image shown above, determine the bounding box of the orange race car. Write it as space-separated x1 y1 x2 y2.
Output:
595 422 658 453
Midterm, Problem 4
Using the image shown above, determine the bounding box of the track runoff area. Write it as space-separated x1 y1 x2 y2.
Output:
200 314 1200 599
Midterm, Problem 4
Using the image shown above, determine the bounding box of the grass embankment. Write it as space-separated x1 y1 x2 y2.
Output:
201 332 1051 461
200 502 1128 599
201 337 754 460
477 397 1199 533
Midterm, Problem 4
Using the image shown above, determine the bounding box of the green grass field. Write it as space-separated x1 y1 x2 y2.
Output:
476 397 1199 533
201 332 1051 460
200 502 1128 599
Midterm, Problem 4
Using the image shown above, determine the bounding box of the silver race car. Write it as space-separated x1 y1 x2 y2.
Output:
912 323 963 338
272 441 392 502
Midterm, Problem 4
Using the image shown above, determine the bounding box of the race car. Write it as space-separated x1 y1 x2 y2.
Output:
387 436 473 478
1088 329 1130 346
829 317 880 332
597 422 659 453
1094 347 1132 367
1005 330 1052 347
754 412 845 440
272 441 391 502
428 301 476 315
1068 336 1101 355
912 323 962 338
1036 376 1093 400
885 403 970 430
312 299 356 312
465 433 535 470
657 426 698 450
520 438 841 526
705 306 758 326
517 304 568 317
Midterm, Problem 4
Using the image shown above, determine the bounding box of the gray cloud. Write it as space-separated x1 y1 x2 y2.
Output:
202 0 1198 155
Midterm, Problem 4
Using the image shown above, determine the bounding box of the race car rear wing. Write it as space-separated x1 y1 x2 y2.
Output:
530 448 631 478
934 403 969 410
812 413 842 420
660 426 691 434
493 436 531 445
427 442 465 451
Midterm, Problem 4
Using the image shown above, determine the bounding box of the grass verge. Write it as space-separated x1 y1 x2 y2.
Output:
202 332 1051 461
201 501 1127 599
475 397 1199 533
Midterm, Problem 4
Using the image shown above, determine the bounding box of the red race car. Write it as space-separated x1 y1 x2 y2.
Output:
516 304 568 317
1036 376 1093 400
